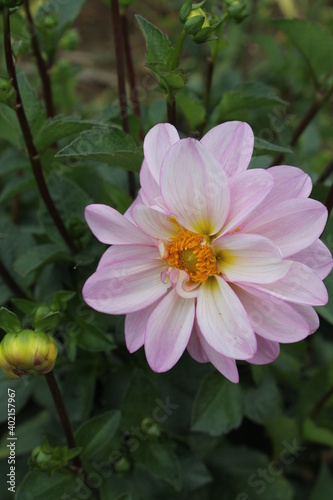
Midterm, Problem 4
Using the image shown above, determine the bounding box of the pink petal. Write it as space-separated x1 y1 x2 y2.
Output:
200 332 239 383
291 303 319 334
85 204 152 245
133 205 181 240
221 169 274 235
124 189 147 223
144 123 179 183
201 121 254 177
160 138 230 235
140 159 161 205
292 240 333 280
242 198 328 258
232 283 310 342
196 276 256 360
125 299 161 353
247 335 280 365
175 270 201 299
97 245 159 271
250 262 328 306
212 233 291 284
145 289 195 372
83 260 169 314
187 321 209 363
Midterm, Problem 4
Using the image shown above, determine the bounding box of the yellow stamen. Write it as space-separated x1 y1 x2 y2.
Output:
164 230 220 283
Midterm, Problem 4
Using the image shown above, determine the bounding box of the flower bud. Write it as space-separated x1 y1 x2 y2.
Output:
114 455 131 474
0 76 16 107
141 418 162 437
0 329 58 378
184 8 209 35
224 0 248 23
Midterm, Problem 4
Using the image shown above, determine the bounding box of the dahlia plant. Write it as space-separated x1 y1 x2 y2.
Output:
83 121 332 382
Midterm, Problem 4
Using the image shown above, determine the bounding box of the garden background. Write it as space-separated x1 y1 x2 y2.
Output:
0 0 333 498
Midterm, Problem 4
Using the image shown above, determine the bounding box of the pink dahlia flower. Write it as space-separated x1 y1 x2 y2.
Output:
83 121 332 383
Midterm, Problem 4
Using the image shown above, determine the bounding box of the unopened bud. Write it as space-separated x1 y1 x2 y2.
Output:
0 330 58 378
224 0 248 23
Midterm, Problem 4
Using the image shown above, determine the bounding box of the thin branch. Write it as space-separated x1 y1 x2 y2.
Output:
121 12 143 138
24 0 56 118
2 8 77 254
271 88 333 167
318 159 333 184
311 384 333 419
110 0 136 198
0 258 28 299
45 372 82 471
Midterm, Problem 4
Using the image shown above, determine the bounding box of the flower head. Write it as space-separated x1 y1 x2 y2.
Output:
83 121 332 383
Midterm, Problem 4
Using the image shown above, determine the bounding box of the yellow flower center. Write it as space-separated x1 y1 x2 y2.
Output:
164 230 220 283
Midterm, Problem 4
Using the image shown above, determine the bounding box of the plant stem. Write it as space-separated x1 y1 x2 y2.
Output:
110 0 136 198
121 12 143 138
318 159 333 183
172 29 187 70
45 371 82 471
271 87 333 167
311 384 333 419
167 95 176 126
2 8 77 254
24 0 56 118
0 258 28 299
325 180 333 218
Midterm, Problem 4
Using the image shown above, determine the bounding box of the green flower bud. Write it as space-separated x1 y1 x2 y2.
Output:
224 0 248 23
114 455 131 474
59 29 80 51
141 418 162 437
0 330 58 378
0 77 16 107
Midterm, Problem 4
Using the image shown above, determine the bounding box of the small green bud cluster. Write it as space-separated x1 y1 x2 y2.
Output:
29 438 81 473
179 1 221 43
0 76 16 107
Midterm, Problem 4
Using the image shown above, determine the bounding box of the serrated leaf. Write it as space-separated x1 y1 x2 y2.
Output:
191 371 244 436
0 307 22 333
35 312 60 333
136 15 175 67
17 72 46 136
14 244 72 277
273 19 333 85
75 410 121 460
213 82 287 122
16 469 77 500
0 104 20 147
55 127 143 171
34 116 99 151
253 137 292 156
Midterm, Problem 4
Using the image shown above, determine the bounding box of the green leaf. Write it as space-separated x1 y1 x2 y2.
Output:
16 469 78 500
180 453 212 490
176 89 206 129
35 312 60 333
121 370 161 429
210 443 294 500
0 411 50 458
146 63 187 93
0 307 22 333
75 410 121 460
0 104 20 147
310 463 333 500
273 19 333 85
136 15 174 67
11 298 37 315
0 370 36 423
191 371 244 436
75 319 115 352
265 416 300 457
303 418 333 447
0 171 35 203
253 137 292 156
34 116 99 151
17 72 46 136
244 376 282 424
213 82 287 122
13 244 72 277
134 440 181 491
55 127 143 171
